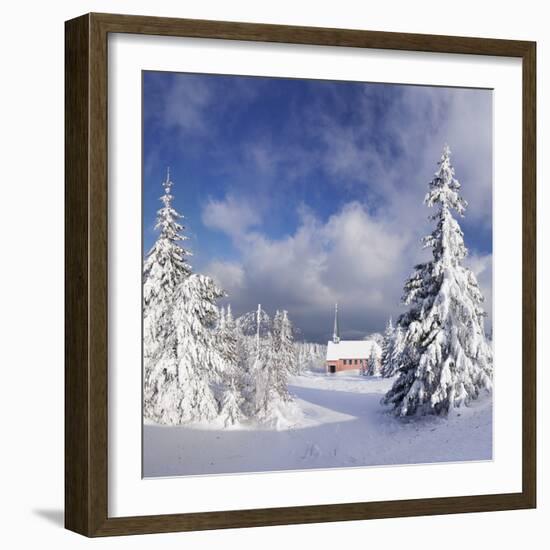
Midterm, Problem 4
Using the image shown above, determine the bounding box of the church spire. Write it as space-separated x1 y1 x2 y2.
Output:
332 303 340 344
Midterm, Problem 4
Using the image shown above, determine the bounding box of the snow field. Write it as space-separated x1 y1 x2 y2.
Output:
144 371 492 477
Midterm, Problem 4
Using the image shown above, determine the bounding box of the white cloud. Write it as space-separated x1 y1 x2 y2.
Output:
204 201 417 341
324 202 408 281
207 260 245 292
201 194 261 239
203 195 492 342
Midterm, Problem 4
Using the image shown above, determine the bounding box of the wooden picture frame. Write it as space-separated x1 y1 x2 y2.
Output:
65 12 536 537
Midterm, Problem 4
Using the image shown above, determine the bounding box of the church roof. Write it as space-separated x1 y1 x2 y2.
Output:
326 339 377 361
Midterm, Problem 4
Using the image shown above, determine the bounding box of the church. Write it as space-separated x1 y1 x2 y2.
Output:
325 304 378 373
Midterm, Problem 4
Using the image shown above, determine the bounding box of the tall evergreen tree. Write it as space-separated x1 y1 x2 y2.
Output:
246 308 295 421
272 310 296 393
218 305 246 425
383 146 493 416
143 169 192 417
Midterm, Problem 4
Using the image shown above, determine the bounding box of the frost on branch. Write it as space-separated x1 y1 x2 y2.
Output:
383 145 493 417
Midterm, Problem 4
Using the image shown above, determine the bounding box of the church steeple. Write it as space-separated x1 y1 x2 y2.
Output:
332 303 340 344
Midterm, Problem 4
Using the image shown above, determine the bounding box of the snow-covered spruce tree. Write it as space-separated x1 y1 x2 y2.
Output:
235 306 271 417
365 345 382 376
295 342 327 373
218 305 246 425
143 329 181 424
273 310 297 389
219 380 245 426
380 318 396 377
216 306 233 368
383 145 493 417
253 311 295 422
234 319 255 415
386 325 405 378
252 333 276 421
143 169 192 418
280 310 298 381
154 273 227 423
248 305 273 418
236 306 272 338
380 319 404 378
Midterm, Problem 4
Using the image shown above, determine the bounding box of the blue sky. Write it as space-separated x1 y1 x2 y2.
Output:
143 71 493 343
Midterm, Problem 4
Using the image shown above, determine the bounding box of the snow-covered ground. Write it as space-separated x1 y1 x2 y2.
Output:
143 370 492 477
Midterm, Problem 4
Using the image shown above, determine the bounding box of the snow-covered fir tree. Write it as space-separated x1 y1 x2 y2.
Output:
218 305 246 425
166 273 227 423
380 318 396 377
247 306 271 417
144 330 181 424
234 322 255 415
217 306 238 373
365 345 382 376
385 324 405 378
252 333 277 421
272 310 297 388
143 168 192 418
380 318 404 378
282 311 298 372
219 381 245 426
146 274 226 424
247 308 296 421
237 306 272 338
295 342 327 373
232 307 269 417
383 145 493 417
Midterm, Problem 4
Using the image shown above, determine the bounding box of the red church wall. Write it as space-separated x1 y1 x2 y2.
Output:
326 358 368 373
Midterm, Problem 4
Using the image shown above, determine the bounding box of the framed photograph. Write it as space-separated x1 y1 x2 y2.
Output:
65 13 536 537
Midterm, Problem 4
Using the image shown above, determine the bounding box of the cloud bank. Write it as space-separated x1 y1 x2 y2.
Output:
144 74 493 342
